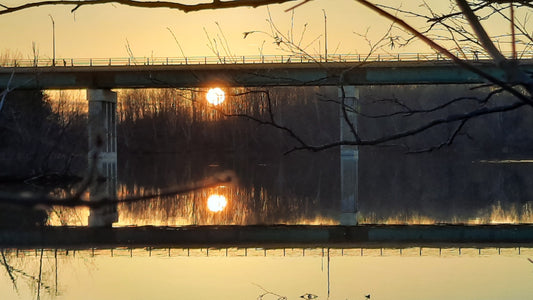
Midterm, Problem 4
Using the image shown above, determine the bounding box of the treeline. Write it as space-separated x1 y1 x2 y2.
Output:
0 90 87 180
0 86 339 178
2 83 532 180
117 87 338 155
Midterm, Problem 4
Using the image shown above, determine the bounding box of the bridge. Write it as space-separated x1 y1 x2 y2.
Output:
1 54 533 89
2 224 533 249
2 53 533 228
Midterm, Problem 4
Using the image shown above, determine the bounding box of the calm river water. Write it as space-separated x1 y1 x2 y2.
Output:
3 149 533 299
40 149 533 226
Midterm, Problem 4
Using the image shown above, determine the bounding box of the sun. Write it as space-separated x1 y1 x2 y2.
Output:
207 194 227 212
206 87 225 105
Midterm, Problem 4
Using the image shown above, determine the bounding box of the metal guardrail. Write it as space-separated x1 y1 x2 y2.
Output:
1 51 532 68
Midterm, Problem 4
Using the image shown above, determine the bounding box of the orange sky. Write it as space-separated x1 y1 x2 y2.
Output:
1 0 517 61
0 0 521 64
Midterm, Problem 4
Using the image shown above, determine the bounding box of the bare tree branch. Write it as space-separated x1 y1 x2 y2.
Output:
456 0 507 62
339 86 360 142
360 87 505 119
0 0 299 15
0 171 233 208
223 90 311 150
0 251 53 294
1 250 17 292
408 119 468 153
287 100 525 153
355 0 533 106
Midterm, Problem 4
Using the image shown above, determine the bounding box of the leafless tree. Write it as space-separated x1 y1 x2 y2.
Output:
235 1 533 153
190 1 526 153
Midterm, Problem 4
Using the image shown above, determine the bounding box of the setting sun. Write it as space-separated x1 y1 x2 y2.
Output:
206 88 226 105
207 194 227 212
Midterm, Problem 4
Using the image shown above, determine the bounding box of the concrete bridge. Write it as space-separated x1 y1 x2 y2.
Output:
2 59 533 89
2 56 533 227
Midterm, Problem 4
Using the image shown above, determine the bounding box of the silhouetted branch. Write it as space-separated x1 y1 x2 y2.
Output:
489 4 533 51
360 87 505 119
456 0 507 63
211 89 312 151
242 8 325 65
37 249 43 300
355 0 533 106
253 283 287 300
426 2 492 23
339 86 360 142
233 90 275 121
0 251 53 293
0 0 299 15
287 100 525 153
0 171 233 208
408 119 468 153
1 250 17 292
284 0 311 12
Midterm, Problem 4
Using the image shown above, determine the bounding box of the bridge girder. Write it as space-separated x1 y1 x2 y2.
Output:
1 60 532 90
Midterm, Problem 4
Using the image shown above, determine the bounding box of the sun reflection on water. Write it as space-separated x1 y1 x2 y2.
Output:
207 194 227 212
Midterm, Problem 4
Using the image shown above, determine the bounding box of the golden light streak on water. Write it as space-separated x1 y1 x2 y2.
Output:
47 202 533 226
45 182 533 227
359 202 533 225
478 160 533 163
269 217 338 225
359 213 436 225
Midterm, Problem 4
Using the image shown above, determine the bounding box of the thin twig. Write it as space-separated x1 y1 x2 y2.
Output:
408 119 468 153
1 250 17 292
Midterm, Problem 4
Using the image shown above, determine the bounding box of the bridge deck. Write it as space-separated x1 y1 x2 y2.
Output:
2 60 533 89
2 224 533 249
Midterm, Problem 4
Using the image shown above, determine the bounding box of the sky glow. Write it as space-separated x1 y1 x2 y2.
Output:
0 0 512 60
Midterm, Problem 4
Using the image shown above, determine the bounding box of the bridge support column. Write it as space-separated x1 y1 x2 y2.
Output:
339 86 359 225
87 89 118 227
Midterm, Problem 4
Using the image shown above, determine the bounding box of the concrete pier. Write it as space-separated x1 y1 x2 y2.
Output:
339 86 359 225
87 89 118 227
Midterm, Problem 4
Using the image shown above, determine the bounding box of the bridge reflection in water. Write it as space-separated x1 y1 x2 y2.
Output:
1 246 532 300
3 246 531 258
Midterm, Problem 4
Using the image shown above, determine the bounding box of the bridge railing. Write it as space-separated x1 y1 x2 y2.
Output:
1 51 531 68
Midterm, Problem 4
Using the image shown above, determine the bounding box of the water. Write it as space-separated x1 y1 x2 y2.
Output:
2 247 533 300
3 140 533 299
38 149 533 227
